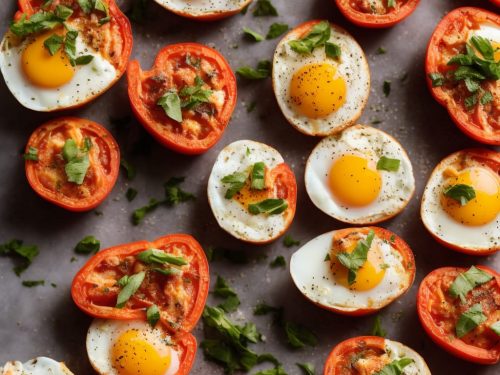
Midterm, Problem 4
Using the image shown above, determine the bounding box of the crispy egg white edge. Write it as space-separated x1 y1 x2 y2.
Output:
155 0 249 15
305 125 415 224
421 151 500 251
86 319 180 375
290 230 410 312
207 139 288 242
0 22 117 112
272 22 370 136
384 339 432 375
1 357 74 375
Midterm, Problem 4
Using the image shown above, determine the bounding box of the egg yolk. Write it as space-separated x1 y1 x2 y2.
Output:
492 41 500 62
329 155 382 206
330 237 386 291
21 30 74 88
441 167 500 226
234 183 270 207
289 63 346 119
111 329 171 375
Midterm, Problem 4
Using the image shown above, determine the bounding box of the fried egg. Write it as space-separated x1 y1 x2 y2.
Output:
468 22 500 62
305 125 415 224
0 357 74 375
290 228 414 314
87 319 181 375
383 339 431 375
207 140 296 243
0 23 117 111
421 149 500 253
155 0 251 19
272 20 370 136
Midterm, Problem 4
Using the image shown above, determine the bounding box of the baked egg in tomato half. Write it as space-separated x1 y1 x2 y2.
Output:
305 125 415 224
420 149 500 255
290 227 415 315
272 20 370 136
153 0 252 20
324 336 431 374
0 357 74 375
0 0 132 111
207 140 297 244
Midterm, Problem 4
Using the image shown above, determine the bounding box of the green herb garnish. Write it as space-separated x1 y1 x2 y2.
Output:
449 266 493 303
138 248 188 266
336 230 375 285
444 184 476 206
1 239 39 276
284 321 317 349
146 304 160 327
283 235 300 247
74 236 100 254
251 162 266 190
116 271 145 308
221 172 248 199
376 156 400 172
270 255 286 268
289 20 330 55
371 315 387 337
297 362 315 375
237 60 272 80
243 27 264 42
456 303 486 338
62 138 92 185
374 358 413 375
267 23 288 39
253 0 278 17
22 280 45 287
126 188 138 202
23 147 38 161
248 199 288 215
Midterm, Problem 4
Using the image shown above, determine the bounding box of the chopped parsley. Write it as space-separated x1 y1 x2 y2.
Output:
336 230 375 285
250 162 266 190
22 280 45 287
10 5 73 37
248 199 288 215
376 156 400 172
126 187 138 202
137 248 188 266
267 23 289 39
376 46 387 55
0 239 39 276
120 159 136 180
443 184 476 206
289 20 331 55
284 321 317 349
428 72 445 87
297 362 315 375
237 60 272 80
252 0 278 17
243 27 264 42
490 321 500 336
325 42 341 58
146 304 160 327
374 358 413 375
371 315 387 337
23 147 38 161
74 236 100 254
383 80 391 97
449 266 493 303
456 303 486 338
62 138 92 185
221 172 248 198
132 198 160 225
270 255 286 268
283 235 300 248
116 271 145 308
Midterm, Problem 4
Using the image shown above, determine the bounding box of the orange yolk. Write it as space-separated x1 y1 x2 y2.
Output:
330 238 386 291
492 41 500 62
234 183 270 208
329 155 382 206
441 167 500 226
111 329 171 375
289 63 346 118
22 30 74 88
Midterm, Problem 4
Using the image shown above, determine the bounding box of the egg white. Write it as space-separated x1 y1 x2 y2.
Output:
0 23 117 112
207 139 290 243
305 125 415 224
290 230 411 312
86 319 180 375
384 339 432 375
272 21 370 136
468 22 500 43
421 150 500 252
155 0 250 17
0 357 74 375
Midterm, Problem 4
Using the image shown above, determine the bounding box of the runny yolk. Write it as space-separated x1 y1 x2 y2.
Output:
289 63 346 119
329 155 382 207
111 329 171 375
22 30 74 88
234 183 270 208
330 238 386 291
492 41 500 62
441 167 500 226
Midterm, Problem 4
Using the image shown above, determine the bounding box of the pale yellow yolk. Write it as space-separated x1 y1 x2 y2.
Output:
441 167 500 226
329 155 382 206
22 30 74 88
289 63 346 119
331 240 386 291
111 329 171 375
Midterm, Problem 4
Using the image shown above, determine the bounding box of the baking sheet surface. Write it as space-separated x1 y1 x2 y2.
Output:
0 0 498 374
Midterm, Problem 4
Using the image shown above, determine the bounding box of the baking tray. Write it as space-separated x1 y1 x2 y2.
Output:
0 0 498 374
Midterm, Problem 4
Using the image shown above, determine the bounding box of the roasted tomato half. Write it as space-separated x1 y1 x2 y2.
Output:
290 227 415 316
24 117 120 211
425 7 500 145
417 266 500 364
324 336 431 374
334 0 420 28
127 43 237 155
152 0 252 21
71 234 209 333
2 0 133 112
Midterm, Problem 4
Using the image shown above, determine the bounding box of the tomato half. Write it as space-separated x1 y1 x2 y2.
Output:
425 7 500 145
153 0 252 21
71 234 210 333
127 43 237 155
334 0 420 28
25 117 120 212
14 0 133 110
417 266 500 364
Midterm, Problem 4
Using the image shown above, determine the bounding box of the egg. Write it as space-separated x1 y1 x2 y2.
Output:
207 140 296 243
0 357 74 375
305 125 415 224
154 0 252 19
0 23 118 111
468 22 500 62
272 20 370 136
421 149 500 254
383 339 431 374
86 319 181 375
290 227 415 314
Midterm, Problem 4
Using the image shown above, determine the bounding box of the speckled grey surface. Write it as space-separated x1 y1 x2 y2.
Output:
0 0 498 374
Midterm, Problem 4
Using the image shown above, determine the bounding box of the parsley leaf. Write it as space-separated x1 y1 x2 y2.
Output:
0 239 39 276
297 362 315 375
221 172 248 199
283 235 300 247
248 199 288 215
443 184 476 206
325 42 341 58
126 187 138 202
428 72 445 87
137 248 188 266
383 80 391 97
376 156 400 172
371 315 387 337
23 147 38 161
289 20 330 55
213 275 241 313
74 236 100 254
284 321 317 349
120 158 136 180
180 76 213 110
374 358 413 375
157 91 182 122
43 34 63 55
10 6 73 37
132 198 160 225
22 280 45 287
243 27 264 42
490 321 500 336
336 230 375 285
449 266 493 303
253 0 278 17
267 23 289 39
456 303 486 338
387 0 396 8
480 91 493 105
62 138 91 185
254 302 282 316
237 60 272 80
270 255 286 268
164 176 195 206
376 46 387 55
146 304 160 327
116 271 145 308
251 162 266 190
